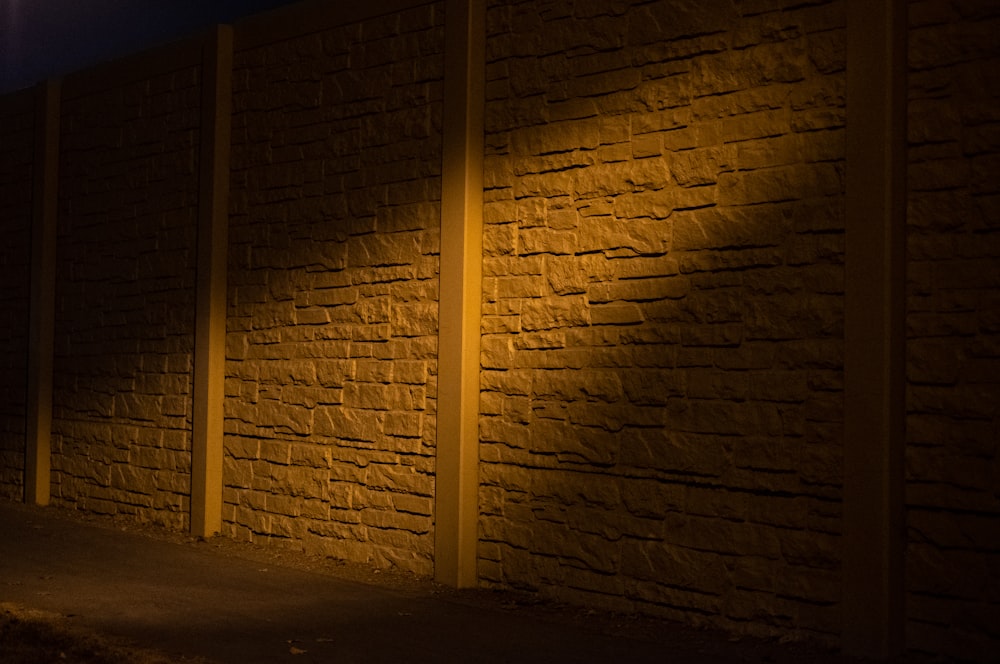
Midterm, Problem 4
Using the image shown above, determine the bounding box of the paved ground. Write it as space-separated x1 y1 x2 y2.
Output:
0 501 866 663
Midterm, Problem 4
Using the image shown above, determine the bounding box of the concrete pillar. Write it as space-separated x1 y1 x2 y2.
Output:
435 0 486 587
25 79 60 506
191 25 233 537
843 0 906 657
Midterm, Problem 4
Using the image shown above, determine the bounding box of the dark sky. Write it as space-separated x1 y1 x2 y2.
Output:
0 0 301 94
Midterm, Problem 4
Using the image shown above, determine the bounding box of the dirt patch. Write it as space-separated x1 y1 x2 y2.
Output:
0 603 211 664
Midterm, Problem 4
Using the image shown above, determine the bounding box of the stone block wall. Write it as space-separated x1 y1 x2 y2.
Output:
2 1 998 658
905 0 1000 660
224 2 445 574
0 90 34 501
480 0 847 641
50 62 202 529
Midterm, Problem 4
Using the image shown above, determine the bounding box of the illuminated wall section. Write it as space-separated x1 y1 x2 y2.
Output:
904 0 1000 659
0 90 34 501
49 47 202 528
480 0 847 641
224 2 444 574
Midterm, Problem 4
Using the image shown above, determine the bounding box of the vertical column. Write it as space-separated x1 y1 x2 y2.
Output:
25 79 60 506
191 25 233 537
843 0 906 657
435 0 486 587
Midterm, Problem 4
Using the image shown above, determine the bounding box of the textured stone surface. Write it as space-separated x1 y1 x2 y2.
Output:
905 0 1000 660
481 0 847 642
224 3 444 575
49 63 201 530
0 90 34 501
0 1 996 659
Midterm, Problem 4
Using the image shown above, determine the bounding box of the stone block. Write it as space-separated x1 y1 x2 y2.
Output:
629 0 738 45
390 360 427 385
906 541 997 602
620 429 730 477
567 67 642 100
672 207 792 252
360 507 430 534
626 539 730 594
390 492 432 516
530 524 620 574
520 295 590 331
271 464 329 500
110 464 156 495
390 384 427 410
257 400 316 436
909 509 1000 552
480 336 515 369
257 359 318 386
622 478 683 520
590 276 690 304
685 369 749 402
599 217 675 257
513 118 601 156
905 605 998 663
224 457 254 489
772 339 842 371
678 323 743 347
571 401 646 432
543 256 591 295
532 370 624 403
281 385 339 408
225 437 261 461
312 359 355 388
384 411 422 438
495 275 548 300
777 529 840 575
389 301 437 338
535 419 621 463
718 162 843 206
480 417 531 450
621 369 685 405
348 232 421 268
528 468 620 510
481 368 534 397
513 333 567 355
607 258 679 283
313 406 383 443
344 382 389 410
590 303 644 326
518 226 577 256
625 577 722 617
631 133 662 159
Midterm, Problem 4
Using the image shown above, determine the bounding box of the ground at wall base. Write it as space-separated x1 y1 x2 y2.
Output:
0 503 956 664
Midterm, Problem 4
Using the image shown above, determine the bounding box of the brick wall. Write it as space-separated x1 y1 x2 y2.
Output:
480 0 847 640
905 0 1000 660
224 2 445 574
50 63 202 528
0 90 34 501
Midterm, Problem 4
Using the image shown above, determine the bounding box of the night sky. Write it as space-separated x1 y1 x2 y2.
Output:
1 0 301 94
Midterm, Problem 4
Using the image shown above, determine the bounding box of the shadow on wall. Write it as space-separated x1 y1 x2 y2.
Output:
478 0 847 636
220 8 445 574
0 90 34 502
481 162 843 614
